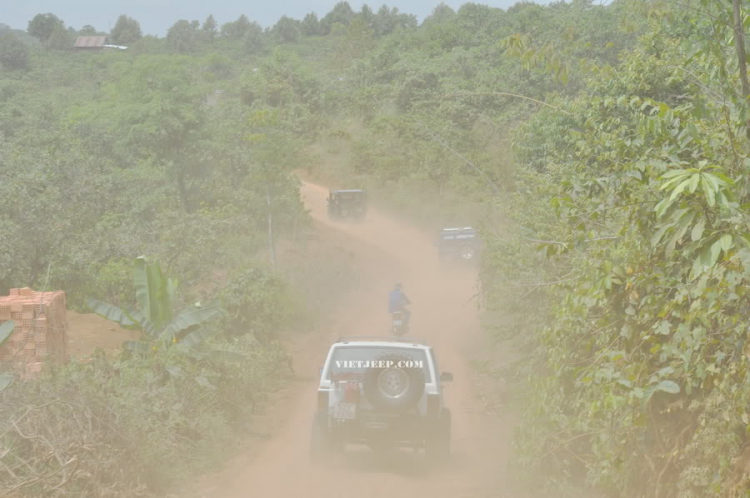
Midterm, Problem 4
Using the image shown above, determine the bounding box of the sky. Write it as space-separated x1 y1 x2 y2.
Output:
1 0 546 36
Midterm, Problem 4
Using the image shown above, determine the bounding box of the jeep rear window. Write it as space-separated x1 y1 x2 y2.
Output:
326 346 432 383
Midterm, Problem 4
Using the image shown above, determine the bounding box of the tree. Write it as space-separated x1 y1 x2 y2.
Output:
372 5 416 35
373 5 393 35
321 1 356 34
220 267 294 341
202 14 218 41
392 9 417 33
0 133 130 296
221 14 251 39
0 32 29 69
301 12 321 36
272 16 301 43
27 13 64 42
335 18 375 66
167 19 201 53
45 24 72 49
360 4 375 28
244 22 266 53
44 26 73 50
89 55 207 212
110 15 142 45
424 3 457 24
78 25 100 35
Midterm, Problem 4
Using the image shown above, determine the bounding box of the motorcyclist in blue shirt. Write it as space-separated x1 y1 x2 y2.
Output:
388 283 411 327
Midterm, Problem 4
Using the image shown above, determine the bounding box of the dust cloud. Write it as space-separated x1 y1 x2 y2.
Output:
181 181 533 498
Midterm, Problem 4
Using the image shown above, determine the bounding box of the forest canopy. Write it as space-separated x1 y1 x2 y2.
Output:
2 0 750 496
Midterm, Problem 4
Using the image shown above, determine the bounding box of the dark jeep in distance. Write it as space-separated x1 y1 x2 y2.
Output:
436 227 481 263
327 189 368 221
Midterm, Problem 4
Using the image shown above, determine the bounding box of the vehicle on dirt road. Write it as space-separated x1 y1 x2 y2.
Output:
436 227 481 264
327 189 368 221
312 337 453 465
388 283 411 337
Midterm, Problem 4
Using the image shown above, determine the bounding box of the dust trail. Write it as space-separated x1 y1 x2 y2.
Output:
185 181 527 498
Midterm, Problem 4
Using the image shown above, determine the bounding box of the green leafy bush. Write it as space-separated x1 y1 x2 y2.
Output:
220 267 298 342
491 7 750 496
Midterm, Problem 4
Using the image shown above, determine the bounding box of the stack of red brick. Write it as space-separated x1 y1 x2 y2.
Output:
0 287 68 380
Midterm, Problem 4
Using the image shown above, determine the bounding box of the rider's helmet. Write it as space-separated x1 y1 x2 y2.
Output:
394 283 402 290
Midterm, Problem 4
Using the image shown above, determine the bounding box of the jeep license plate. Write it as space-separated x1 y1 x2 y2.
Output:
333 403 356 420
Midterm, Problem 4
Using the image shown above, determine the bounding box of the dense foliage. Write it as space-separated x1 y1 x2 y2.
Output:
0 7 366 495
0 46 306 308
479 1 750 497
4 0 750 495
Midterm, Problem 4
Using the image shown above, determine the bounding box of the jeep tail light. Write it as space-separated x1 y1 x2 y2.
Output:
426 393 439 417
317 390 329 412
343 381 360 403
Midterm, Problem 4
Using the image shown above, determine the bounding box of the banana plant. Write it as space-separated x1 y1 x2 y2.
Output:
86 256 227 354
133 255 177 332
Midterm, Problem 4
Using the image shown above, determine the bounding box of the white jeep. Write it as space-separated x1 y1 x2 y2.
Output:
311 336 453 464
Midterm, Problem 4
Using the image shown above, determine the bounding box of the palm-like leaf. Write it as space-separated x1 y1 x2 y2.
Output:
86 299 138 329
133 256 152 324
0 320 15 346
179 326 217 347
134 256 177 330
124 307 157 339
160 304 226 342
148 259 172 329
0 323 14 392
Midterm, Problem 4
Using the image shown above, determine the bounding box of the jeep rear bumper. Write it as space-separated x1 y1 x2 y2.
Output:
329 412 429 446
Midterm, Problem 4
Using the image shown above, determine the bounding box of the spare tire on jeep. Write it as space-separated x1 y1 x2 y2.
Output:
363 353 425 412
460 244 475 260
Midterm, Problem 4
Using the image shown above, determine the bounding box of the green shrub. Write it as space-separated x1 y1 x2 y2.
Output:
220 267 298 342
87 257 135 310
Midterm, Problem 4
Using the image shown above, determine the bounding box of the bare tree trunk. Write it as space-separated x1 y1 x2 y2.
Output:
732 0 750 139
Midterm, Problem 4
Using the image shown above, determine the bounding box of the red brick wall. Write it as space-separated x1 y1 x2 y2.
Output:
0 288 68 380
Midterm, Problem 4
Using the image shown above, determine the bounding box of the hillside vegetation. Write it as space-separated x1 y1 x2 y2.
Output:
1 0 750 496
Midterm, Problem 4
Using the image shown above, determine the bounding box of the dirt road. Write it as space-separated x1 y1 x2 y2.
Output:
66 311 138 359
186 181 527 498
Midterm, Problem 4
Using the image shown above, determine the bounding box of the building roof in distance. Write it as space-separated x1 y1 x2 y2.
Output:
74 36 106 48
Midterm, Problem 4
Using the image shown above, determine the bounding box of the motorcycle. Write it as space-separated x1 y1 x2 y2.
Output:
391 311 408 336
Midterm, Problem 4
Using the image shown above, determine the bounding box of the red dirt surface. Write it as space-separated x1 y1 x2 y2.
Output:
65 310 137 359
176 181 537 498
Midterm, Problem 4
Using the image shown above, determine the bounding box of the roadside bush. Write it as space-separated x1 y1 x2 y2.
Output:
0 335 291 497
86 257 135 310
220 266 299 342
493 13 750 497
